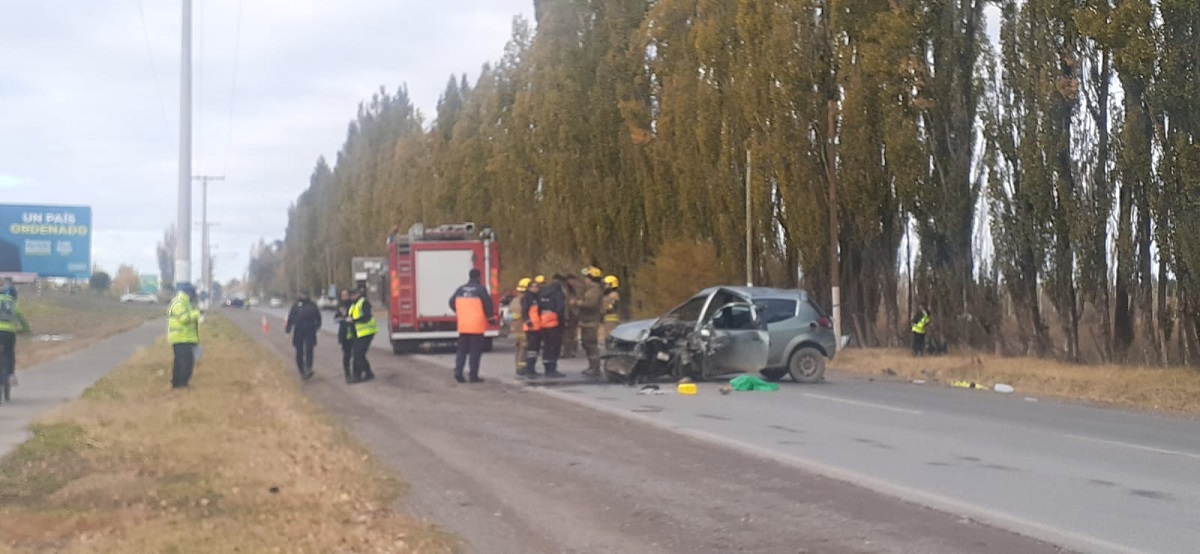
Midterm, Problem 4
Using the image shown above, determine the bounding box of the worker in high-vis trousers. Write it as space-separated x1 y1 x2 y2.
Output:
449 268 496 384
348 287 377 383
600 275 621 343
0 287 30 400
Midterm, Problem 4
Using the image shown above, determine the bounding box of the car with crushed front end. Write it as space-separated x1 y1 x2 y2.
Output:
603 286 836 385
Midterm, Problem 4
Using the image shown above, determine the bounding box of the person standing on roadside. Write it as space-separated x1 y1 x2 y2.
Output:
0 287 30 395
449 269 496 384
285 293 322 380
522 277 544 378
535 275 567 378
575 266 605 378
348 286 377 383
911 305 931 357
600 275 621 343
334 289 355 383
510 278 531 377
168 284 201 389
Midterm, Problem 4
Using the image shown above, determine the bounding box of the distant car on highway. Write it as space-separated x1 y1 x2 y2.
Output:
223 297 246 308
120 292 158 304
604 286 837 384
268 296 284 308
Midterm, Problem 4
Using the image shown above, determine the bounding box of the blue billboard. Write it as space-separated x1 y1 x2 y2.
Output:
0 204 92 279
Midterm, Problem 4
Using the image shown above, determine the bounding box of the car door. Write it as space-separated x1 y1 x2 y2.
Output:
700 301 770 377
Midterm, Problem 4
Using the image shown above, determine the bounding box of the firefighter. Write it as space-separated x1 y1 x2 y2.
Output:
348 286 377 383
334 289 355 383
600 275 621 343
911 305 931 357
449 269 496 384
510 278 531 376
536 276 567 378
561 274 580 359
0 287 30 397
285 293 322 380
575 266 605 377
167 284 201 389
522 278 544 378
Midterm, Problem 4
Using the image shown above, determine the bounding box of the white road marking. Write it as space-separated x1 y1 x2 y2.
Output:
1063 433 1200 461
802 393 924 415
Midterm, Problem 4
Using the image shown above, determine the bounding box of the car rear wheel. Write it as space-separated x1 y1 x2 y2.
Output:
788 347 826 383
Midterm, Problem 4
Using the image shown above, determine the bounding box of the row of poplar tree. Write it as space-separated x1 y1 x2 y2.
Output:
278 0 1199 366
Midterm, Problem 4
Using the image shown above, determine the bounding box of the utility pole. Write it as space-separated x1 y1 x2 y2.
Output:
745 148 753 288
194 174 224 308
175 0 193 290
825 99 842 353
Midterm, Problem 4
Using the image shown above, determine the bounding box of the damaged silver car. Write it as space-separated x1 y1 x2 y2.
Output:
603 287 837 384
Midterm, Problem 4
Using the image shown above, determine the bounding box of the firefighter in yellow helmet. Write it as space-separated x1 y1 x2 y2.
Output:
574 266 605 377
600 275 621 344
511 278 532 376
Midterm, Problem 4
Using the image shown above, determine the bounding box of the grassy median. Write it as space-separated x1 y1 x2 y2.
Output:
834 348 1200 414
17 292 161 369
0 315 456 553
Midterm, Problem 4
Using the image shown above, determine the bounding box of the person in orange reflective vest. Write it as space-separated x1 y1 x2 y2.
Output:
521 277 548 378
449 268 496 383
531 276 567 378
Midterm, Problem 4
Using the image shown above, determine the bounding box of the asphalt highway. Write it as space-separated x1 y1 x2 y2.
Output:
259 306 1199 553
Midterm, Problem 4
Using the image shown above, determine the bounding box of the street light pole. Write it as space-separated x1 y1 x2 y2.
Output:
175 0 193 290
826 99 842 353
745 148 753 288
194 174 224 307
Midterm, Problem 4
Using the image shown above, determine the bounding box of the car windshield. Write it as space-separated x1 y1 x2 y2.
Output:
666 295 709 322
754 298 798 324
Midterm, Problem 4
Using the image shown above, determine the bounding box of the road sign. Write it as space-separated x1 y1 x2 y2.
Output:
139 274 160 294
0 204 92 279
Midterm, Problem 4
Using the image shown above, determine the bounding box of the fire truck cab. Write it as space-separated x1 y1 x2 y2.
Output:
386 222 501 354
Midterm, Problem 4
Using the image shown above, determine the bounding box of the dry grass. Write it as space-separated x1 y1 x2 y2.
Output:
16 292 161 369
833 348 1200 414
0 315 457 554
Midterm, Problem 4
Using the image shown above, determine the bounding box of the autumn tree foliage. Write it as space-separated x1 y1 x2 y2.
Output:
281 1 1200 366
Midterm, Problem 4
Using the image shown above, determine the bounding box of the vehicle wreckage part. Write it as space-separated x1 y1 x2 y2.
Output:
788 347 826 383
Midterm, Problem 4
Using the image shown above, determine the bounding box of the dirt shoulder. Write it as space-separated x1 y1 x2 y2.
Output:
16 292 162 370
833 347 1200 414
231 310 1065 554
0 315 455 553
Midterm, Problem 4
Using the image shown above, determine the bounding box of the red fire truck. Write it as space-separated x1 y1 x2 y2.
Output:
386 223 502 354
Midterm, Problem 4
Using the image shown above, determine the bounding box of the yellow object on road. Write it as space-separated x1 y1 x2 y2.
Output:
677 382 698 395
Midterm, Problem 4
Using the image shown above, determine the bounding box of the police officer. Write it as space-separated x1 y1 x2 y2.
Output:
534 275 567 378
168 284 201 389
575 266 605 377
911 305 931 357
449 268 496 383
285 293 322 380
334 289 355 383
348 286 377 383
600 275 621 343
0 286 30 401
510 278 531 376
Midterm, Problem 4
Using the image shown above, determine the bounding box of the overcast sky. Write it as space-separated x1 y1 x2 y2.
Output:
0 0 532 283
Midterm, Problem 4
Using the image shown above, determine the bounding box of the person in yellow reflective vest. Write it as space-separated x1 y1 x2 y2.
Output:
168 284 201 389
510 278 531 376
600 275 621 344
911 305 931 357
0 288 31 401
348 286 377 383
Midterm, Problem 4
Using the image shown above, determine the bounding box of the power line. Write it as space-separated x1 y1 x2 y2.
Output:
136 0 174 152
224 0 244 175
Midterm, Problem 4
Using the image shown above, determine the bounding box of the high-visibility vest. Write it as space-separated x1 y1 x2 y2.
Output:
912 312 930 335
167 292 200 344
0 293 18 333
350 298 377 338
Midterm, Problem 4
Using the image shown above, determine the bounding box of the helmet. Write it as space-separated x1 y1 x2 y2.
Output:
517 277 532 292
582 266 602 279
603 275 620 289
534 275 546 285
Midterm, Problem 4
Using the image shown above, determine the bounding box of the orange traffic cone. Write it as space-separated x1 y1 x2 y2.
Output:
261 316 270 333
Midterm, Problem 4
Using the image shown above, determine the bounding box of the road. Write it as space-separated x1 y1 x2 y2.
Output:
251 307 1199 553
